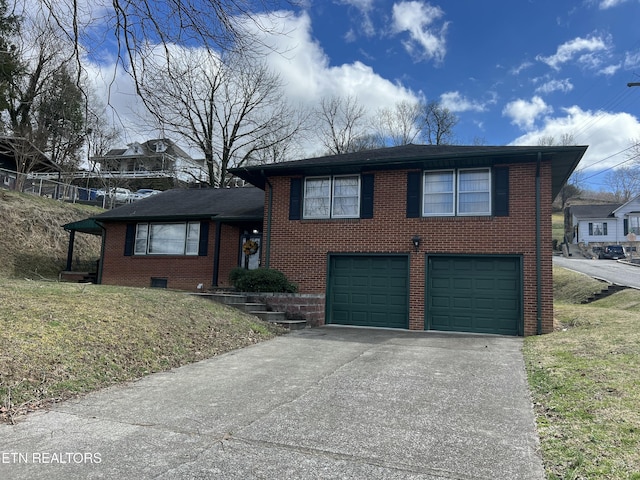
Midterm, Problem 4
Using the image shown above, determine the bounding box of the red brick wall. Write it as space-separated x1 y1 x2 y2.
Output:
100 221 243 291
263 162 554 335
218 224 242 288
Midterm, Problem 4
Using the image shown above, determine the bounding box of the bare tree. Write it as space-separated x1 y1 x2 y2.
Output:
316 95 376 155
537 133 583 208
0 12 88 187
34 0 286 109
422 100 458 145
604 166 640 202
138 49 304 186
0 136 49 191
372 100 424 146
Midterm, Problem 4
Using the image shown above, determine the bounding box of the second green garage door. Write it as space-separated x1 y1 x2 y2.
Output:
327 255 409 329
426 255 522 336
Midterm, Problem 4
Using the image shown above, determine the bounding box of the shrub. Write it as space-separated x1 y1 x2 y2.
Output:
229 267 248 286
229 268 298 293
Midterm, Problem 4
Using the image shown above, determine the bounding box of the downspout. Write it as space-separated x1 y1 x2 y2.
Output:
536 152 542 335
262 170 273 269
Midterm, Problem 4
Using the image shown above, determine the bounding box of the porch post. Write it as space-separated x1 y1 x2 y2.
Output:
65 230 76 271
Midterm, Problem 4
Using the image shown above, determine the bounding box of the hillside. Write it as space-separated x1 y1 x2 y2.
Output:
0 190 103 278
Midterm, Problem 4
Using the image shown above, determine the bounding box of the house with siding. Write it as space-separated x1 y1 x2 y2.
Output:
567 196 640 246
65 144 587 336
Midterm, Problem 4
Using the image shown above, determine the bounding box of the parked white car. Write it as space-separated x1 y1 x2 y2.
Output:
97 188 133 204
131 189 162 201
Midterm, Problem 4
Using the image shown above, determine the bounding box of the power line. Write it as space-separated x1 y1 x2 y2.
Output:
581 152 640 182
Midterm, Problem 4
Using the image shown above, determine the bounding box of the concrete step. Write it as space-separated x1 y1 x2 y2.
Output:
204 293 248 305
194 293 303 329
275 320 307 330
581 284 627 304
235 302 267 313
251 311 287 323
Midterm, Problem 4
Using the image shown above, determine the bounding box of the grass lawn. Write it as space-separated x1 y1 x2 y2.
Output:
552 212 565 247
524 267 640 479
0 278 283 424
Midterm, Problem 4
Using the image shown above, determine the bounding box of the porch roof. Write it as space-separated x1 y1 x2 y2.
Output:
91 187 264 223
62 218 102 235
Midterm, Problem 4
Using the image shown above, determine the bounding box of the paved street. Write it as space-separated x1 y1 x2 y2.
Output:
553 255 640 288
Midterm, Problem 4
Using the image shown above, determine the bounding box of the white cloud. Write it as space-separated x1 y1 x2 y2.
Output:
510 61 533 75
599 64 621 76
535 78 574 95
536 35 610 70
391 1 448 63
82 10 422 157
625 50 640 69
598 0 629 9
338 0 376 37
440 91 486 113
509 106 640 172
251 11 417 106
502 96 553 130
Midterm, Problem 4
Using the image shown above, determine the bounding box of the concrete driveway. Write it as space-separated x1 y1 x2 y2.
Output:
0 327 544 480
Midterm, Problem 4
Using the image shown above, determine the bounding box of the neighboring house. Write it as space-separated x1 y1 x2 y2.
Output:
568 196 640 245
0 136 60 189
91 139 207 185
65 144 587 336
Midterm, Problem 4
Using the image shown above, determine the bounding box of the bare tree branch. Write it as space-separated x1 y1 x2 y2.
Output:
138 48 304 186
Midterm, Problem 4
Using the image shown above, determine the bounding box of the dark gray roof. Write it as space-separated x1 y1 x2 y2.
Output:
92 187 264 222
570 203 621 219
100 139 192 160
231 143 588 199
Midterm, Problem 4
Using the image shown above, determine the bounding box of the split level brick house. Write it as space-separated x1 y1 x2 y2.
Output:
65 144 587 336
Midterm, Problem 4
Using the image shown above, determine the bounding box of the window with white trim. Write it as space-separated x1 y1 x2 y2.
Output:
458 168 491 215
303 175 360 219
588 222 607 236
422 168 491 216
629 216 640 235
134 222 200 255
423 170 454 215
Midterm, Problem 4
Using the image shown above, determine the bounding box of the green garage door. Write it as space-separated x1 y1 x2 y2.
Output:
328 255 409 329
426 256 521 336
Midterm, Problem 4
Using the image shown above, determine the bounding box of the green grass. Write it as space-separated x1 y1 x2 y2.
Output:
552 265 608 305
524 267 640 479
0 278 283 423
552 213 565 247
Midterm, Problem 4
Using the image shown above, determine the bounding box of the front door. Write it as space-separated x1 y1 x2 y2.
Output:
240 234 262 270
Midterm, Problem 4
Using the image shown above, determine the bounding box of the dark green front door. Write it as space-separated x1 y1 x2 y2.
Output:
426 256 522 335
327 255 409 329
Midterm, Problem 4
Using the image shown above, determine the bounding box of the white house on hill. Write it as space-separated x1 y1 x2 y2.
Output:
568 196 640 245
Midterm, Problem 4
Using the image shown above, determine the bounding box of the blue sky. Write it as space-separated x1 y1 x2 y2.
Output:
83 0 640 191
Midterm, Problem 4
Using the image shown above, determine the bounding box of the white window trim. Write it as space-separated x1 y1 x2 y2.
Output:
303 175 361 219
134 221 200 256
422 168 492 217
331 175 361 219
422 169 455 217
457 168 491 216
